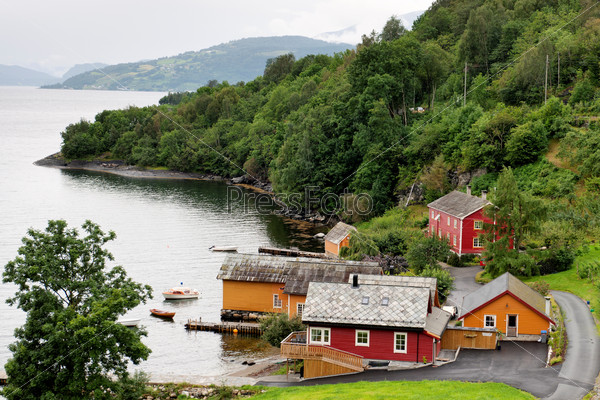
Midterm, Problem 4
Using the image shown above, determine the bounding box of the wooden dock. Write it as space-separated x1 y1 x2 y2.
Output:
258 246 328 259
185 320 263 336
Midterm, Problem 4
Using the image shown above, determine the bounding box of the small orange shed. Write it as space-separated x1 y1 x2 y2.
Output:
216 253 382 320
324 222 356 257
459 272 554 339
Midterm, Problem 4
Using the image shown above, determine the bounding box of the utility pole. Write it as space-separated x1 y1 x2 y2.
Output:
557 52 560 89
463 61 468 107
544 54 549 104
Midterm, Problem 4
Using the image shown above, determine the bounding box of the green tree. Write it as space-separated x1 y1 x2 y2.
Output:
2 220 152 400
483 167 546 277
379 16 406 42
259 313 304 347
505 120 548 166
419 266 454 302
406 236 451 273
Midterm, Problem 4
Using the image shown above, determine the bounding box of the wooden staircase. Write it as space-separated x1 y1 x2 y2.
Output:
281 331 364 378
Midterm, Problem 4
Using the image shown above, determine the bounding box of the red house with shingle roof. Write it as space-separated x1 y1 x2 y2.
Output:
427 187 491 256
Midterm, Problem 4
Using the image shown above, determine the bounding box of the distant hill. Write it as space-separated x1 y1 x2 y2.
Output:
0 65 60 86
62 63 108 80
43 36 354 92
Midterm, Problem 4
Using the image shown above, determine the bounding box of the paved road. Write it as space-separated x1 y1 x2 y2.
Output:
441 264 483 314
545 291 600 400
259 342 564 397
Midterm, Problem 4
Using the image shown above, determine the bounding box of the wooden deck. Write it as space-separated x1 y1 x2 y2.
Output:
258 246 329 259
185 320 263 335
280 331 364 378
441 326 498 350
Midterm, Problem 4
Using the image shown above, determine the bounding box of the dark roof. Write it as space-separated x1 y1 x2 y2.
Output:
303 280 451 334
324 221 356 245
427 191 490 219
216 253 381 296
460 272 551 321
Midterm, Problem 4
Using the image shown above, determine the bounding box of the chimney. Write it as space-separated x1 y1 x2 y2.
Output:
466 185 472 196
545 296 551 316
481 190 487 200
352 274 359 288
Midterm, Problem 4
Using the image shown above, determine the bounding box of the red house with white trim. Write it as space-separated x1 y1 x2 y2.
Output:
298 276 451 366
427 188 491 255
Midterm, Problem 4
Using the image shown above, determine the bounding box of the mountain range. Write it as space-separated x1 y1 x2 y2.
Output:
42 36 354 92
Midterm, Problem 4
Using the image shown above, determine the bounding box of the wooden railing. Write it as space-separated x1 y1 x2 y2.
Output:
281 332 364 372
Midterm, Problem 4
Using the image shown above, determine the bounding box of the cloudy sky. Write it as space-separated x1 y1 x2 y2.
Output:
0 0 434 76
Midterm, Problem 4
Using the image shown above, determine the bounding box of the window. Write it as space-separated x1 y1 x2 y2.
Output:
361 296 370 305
484 315 496 328
381 297 389 306
447 216 450 226
454 219 458 229
310 327 330 345
474 220 483 230
453 235 457 246
473 237 483 248
296 303 305 318
273 294 282 309
355 330 369 346
394 332 407 353
438 229 442 238
447 232 450 241
431 210 434 218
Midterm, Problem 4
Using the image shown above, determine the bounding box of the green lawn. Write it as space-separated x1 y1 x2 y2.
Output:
523 245 600 333
252 381 535 400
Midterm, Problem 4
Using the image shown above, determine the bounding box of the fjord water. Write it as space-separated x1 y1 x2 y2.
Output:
0 87 323 381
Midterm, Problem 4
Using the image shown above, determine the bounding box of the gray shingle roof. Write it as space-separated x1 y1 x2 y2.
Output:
216 253 381 295
324 222 357 245
427 191 490 219
303 281 430 329
352 274 437 304
460 272 550 319
425 307 452 338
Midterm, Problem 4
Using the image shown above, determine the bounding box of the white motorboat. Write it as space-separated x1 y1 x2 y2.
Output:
117 318 141 327
162 286 200 300
209 245 238 252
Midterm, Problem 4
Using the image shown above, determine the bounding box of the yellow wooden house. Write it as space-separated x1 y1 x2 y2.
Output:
216 254 381 321
458 272 554 339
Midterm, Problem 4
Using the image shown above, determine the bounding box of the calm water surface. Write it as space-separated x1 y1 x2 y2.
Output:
0 87 324 381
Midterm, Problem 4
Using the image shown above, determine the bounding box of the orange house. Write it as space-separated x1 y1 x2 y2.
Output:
324 222 356 257
216 254 382 321
459 272 554 339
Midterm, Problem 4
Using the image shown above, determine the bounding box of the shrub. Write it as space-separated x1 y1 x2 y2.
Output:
538 247 576 275
419 266 455 302
259 313 304 347
447 252 464 267
549 356 563 365
527 281 550 296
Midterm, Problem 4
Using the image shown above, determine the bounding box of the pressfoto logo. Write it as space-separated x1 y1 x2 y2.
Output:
226 186 373 217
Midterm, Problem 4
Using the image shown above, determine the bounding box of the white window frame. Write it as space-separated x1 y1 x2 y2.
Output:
453 235 457 246
484 314 496 328
273 294 282 309
447 216 450 226
438 229 442 238
454 219 457 229
446 232 450 241
394 332 407 353
296 303 305 317
310 327 330 345
474 220 483 230
473 237 483 248
355 330 370 347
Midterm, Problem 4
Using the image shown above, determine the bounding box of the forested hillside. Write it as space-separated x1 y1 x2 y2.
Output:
59 0 600 228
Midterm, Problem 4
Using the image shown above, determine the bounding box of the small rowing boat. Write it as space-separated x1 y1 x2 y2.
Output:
150 308 176 319
209 245 238 252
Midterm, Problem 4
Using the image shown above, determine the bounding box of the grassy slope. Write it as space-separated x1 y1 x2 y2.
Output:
253 381 535 400
523 245 600 333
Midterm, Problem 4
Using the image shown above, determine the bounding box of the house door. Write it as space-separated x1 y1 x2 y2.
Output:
506 315 518 337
